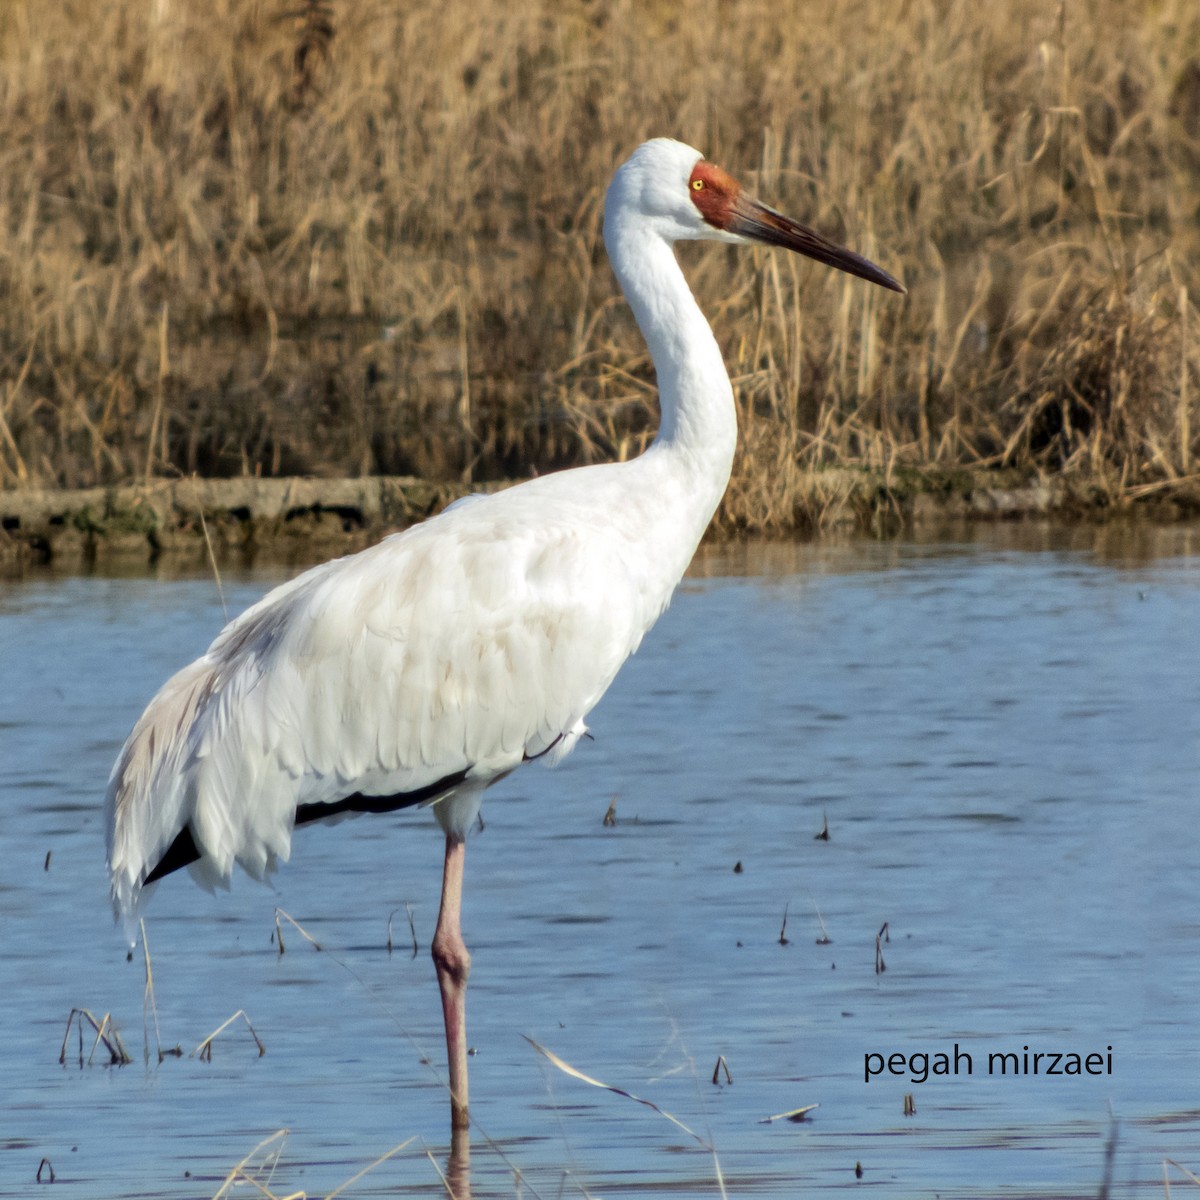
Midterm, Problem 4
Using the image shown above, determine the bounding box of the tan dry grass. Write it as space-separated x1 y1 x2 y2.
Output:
1 0 1198 527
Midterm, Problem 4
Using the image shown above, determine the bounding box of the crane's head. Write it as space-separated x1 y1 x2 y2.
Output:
605 138 904 294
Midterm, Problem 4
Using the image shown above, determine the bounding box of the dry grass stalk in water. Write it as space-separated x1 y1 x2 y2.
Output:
523 1034 727 1200
323 1136 417 1200
759 1103 819 1124
386 903 418 957
193 1009 266 1061
58 1007 132 1067
274 905 323 952
1163 1157 1200 1193
140 917 168 1063
211 1129 292 1200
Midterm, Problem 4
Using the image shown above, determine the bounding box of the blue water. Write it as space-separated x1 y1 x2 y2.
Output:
2 522 1199 1197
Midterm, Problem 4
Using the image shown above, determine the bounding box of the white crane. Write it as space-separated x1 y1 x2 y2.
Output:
105 138 903 1132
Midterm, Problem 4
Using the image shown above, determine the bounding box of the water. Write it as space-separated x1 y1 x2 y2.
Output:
2 522 1199 1197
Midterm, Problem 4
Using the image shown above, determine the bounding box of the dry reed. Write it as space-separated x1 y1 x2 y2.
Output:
1 0 1198 528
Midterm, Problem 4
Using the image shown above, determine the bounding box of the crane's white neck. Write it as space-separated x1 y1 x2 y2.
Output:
605 218 738 515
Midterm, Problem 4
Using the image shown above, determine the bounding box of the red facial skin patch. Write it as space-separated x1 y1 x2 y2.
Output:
688 160 740 230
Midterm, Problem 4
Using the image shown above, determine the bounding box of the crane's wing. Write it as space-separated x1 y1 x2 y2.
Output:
105 491 658 920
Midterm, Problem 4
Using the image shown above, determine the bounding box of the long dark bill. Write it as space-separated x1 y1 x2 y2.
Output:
730 195 905 294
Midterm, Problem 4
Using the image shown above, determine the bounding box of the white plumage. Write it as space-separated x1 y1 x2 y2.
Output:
105 137 903 1132
106 449 707 912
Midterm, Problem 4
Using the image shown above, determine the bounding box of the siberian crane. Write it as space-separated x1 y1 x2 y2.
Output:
105 137 903 1132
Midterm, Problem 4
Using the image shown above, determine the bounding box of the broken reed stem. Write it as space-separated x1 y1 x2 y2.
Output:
523 1035 716 1158
424 1149 455 1199
58 1008 131 1067
211 1129 291 1200
275 906 323 951
89 1012 126 1067
711 1054 732 1085
875 921 890 973
812 897 832 946
324 1136 416 1199
192 1009 266 1061
213 1129 418 1200
387 904 418 957
759 1103 819 1124
141 917 164 1064
1162 1158 1200 1188
406 903 417 957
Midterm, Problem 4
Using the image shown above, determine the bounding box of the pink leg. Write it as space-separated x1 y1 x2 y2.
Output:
432 833 471 1131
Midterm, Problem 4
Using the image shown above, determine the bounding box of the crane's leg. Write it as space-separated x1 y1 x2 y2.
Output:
432 832 471 1131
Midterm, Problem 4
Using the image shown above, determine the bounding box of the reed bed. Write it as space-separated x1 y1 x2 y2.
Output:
1 0 1198 528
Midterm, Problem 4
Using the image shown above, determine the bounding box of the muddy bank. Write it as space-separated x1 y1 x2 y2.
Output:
0 475 489 569
3 469 1198 570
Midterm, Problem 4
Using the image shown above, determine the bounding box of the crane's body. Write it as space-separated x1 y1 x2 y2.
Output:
107 449 716 912
105 138 902 1134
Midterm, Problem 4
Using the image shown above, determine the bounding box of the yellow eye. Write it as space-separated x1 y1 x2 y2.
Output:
691 179 705 190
